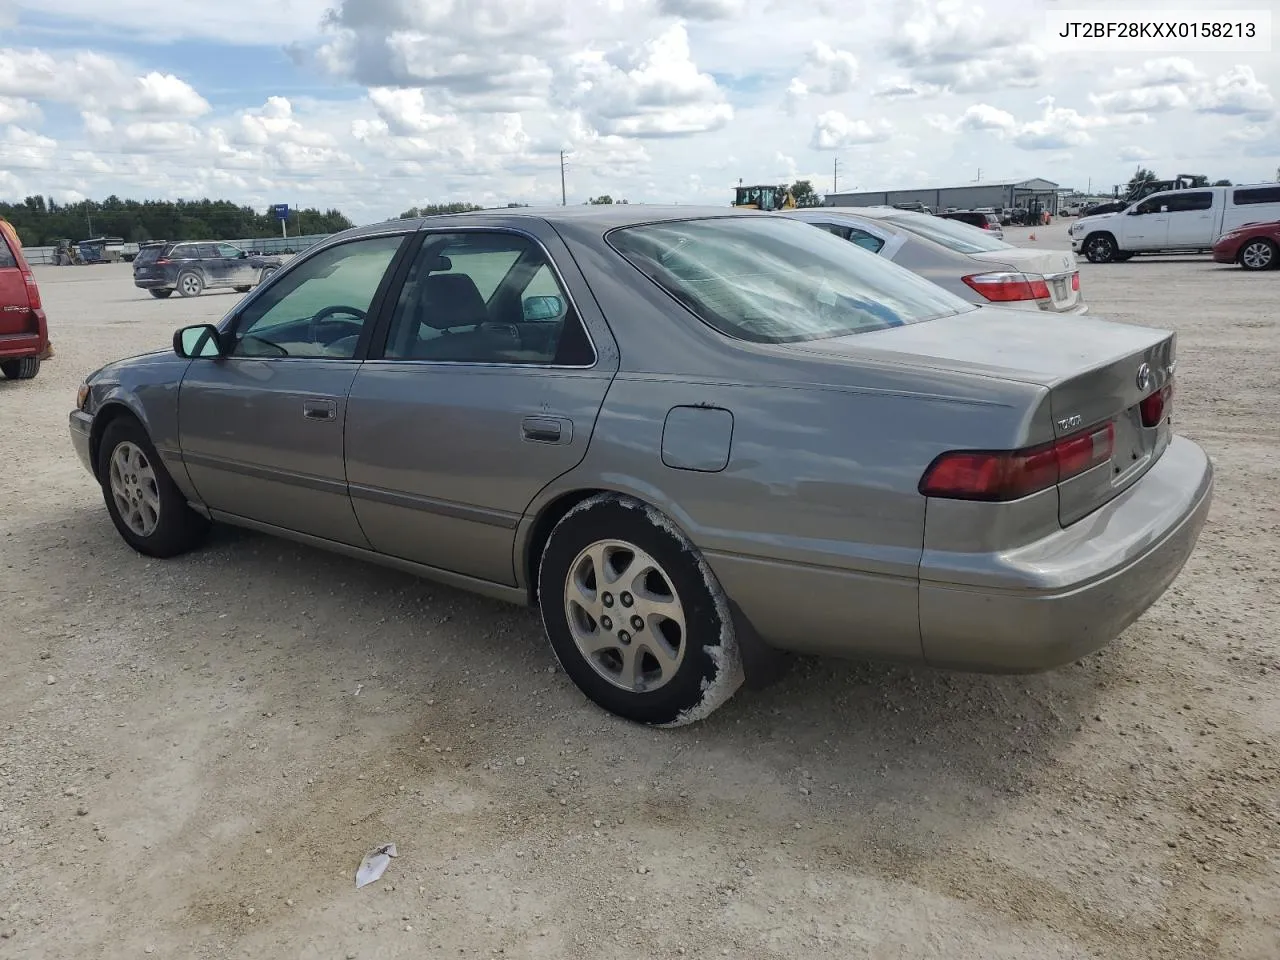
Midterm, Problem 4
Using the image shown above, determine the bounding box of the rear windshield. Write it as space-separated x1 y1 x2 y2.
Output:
608 216 973 344
134 246 164 266
882 213 1013 254
0 236 15 269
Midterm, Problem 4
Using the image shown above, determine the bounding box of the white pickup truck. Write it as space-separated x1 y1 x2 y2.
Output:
1070 183 1280 263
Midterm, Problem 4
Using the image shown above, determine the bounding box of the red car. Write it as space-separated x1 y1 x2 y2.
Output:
0 218 49 380
1212 220 1280 271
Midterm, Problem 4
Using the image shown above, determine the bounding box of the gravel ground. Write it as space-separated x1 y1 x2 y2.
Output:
2 223 1277 959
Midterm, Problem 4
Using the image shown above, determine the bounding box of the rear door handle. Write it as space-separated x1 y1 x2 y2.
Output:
522 416 571 444
303 398 337 421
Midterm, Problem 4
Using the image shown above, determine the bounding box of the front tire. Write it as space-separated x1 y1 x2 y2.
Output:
258 266 278 285
97 416 210 558
1239 239 1277 271
538 494 743 726
1084 233 1118 264
0 357 40 380
176 271 204 298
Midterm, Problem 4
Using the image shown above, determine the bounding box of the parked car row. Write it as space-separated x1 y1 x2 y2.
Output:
69 205 1212 727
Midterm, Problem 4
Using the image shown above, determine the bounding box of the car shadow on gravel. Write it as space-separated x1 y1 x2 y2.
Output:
45 509 1106 805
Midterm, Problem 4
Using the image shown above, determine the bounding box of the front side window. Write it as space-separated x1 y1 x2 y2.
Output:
608 216 971 344
882 212 1012 254
229 234 405 360
382 232 593 365
218 243 244 258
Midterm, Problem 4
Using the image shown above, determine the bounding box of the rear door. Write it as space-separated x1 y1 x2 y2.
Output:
196 243 230 287
1164 191 1216 247
344 224 617 585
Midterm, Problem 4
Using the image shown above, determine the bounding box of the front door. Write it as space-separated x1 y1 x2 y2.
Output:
345 228 617 585
1163 191 1216 247
178 232 408 545
1119 196 1169 248
218 243 257 286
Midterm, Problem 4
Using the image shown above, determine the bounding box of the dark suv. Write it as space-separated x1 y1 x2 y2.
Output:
133 241 282 299
936 210 1004 239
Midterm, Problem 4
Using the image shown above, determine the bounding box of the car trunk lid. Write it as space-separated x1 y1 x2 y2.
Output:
967 247 1082 312
0 232 38 338
783 309 1176 525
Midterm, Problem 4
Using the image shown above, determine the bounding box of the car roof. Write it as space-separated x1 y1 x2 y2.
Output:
361 205 783 240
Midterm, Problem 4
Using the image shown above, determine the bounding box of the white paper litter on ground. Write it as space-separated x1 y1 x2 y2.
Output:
355 842 397 888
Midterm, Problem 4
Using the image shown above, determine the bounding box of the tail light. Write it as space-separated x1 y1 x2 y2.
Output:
919 422 1115 501
1070 272 1080 291
20 267 40 310
1140 382 1173 427
155 257 170 264
962 272 1052 302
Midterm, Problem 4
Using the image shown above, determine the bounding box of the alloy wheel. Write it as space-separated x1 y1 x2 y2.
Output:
563 539 687 693
108 441 161 537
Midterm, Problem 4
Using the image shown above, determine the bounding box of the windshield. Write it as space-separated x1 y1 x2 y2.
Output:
882 213 1014 254
134 246 163 266
608 216 972 344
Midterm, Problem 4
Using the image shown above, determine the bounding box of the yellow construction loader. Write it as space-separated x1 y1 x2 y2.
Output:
732 185 796 211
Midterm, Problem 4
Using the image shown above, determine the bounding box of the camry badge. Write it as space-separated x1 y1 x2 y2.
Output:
1136 362 1152 392
1057 414 1083 431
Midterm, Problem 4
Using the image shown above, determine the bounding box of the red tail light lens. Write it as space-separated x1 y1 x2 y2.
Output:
919 423 1115 501
155 258 170 264
1070 271 1080 291
1140 382 1173 427
20 269 40 309
962 272 1052 302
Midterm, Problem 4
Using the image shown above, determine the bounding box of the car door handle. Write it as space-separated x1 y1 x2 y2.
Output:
522 416 571 444
302 399 337 421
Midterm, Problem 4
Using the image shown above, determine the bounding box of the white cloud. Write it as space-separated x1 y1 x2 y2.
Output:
1 124 55 168
888 0 1045 93
122 72 210 118
787 42 858 100
1117 146 1155 162
0 96 38 124
810 112 893 149
1194 65 1275 118
562 25 732 138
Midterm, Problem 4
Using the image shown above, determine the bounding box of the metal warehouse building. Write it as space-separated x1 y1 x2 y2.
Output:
824 178 1062 214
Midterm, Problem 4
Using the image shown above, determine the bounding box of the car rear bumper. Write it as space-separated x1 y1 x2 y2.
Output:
133 277 172 289
69 410 94 476
0 331 45 359
918 434 1213 672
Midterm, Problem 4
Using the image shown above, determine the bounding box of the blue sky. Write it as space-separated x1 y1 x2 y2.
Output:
1 0 1277 222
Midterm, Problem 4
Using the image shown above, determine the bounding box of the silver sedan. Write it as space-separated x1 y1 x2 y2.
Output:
69 207 1211 726
783 206 1087 314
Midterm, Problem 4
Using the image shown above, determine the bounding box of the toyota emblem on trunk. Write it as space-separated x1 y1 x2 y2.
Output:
1136 362 1152 391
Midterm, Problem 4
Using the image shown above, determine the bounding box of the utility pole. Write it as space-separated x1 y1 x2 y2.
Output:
976 168 981 183
833 156 839 194
560 151 567 206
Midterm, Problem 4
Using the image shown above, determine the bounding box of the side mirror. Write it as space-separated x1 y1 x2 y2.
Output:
174 324 224 359
239 250 248 258
523 295 564 321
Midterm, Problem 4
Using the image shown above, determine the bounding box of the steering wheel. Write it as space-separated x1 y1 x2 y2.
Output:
308 304 366 344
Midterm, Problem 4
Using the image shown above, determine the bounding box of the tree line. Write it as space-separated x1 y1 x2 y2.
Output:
0 195 354 247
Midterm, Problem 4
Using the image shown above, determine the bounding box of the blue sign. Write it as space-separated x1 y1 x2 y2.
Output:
270 203 289 220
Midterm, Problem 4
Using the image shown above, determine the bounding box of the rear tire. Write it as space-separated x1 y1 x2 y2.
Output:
1084 233 1118 264
537 494 743 726
258 266 278 285
97 416 210 558
149 289 173 299
1239 239 1277 271
176 271 204 298
0 357 40 380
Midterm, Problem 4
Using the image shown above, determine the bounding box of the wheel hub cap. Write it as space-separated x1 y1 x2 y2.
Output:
564 539 687 693
1243 243 1271 268
108 442 161 537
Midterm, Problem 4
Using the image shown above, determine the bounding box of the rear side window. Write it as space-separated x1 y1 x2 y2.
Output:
882 212 1013 254
1233 186 1280 205
1165 192 1213 213
0 235 15 269
609 216 972 344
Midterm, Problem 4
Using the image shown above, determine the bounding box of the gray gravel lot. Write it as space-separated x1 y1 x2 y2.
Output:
2 222 1277 959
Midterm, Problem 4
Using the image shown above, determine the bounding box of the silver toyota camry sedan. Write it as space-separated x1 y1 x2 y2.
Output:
69 206 1213 726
